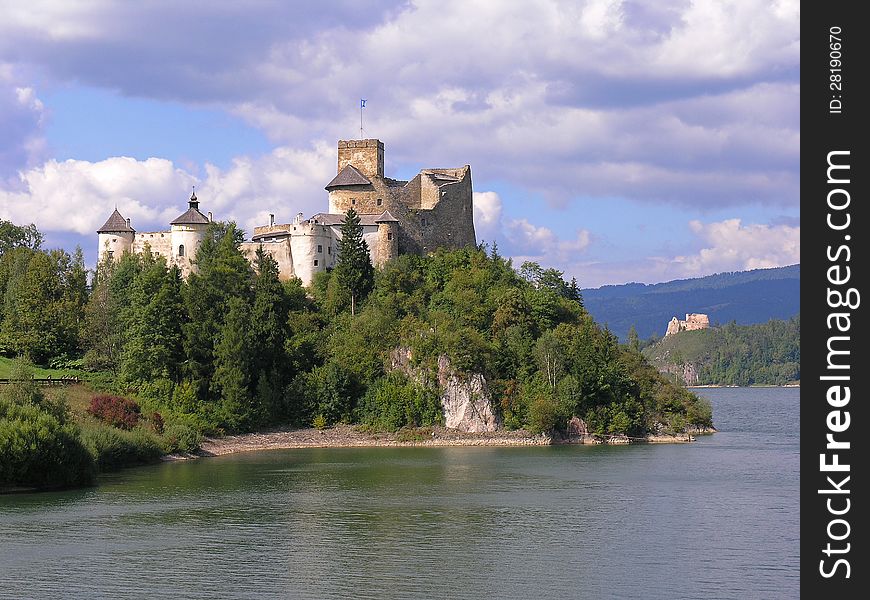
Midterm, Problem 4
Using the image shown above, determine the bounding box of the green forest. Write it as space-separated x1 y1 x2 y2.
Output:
1 215 712 490
642 316 800 386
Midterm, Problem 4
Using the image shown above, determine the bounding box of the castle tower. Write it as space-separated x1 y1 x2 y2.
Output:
170 189 211 277
338 139 383 178
375 210 399 266
97 208 135 265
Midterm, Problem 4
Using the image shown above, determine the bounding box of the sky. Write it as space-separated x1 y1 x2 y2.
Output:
0 0 799 288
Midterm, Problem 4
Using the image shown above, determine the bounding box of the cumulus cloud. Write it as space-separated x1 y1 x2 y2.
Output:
0 156 195 235
676 218 800 275
0 143 335 238
0 0 800 208
472 191 503 243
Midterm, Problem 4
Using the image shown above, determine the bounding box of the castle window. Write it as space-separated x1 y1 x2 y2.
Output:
387 232 393 241
314 259 319 267
317 245 323 253
107 250 114 259
351 198 356 205
421 218 427 226
178 244 185 257
328 246 332 255
377 198 383 206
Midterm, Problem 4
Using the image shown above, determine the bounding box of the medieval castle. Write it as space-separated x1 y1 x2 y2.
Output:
97 139 477 284
665 313 710 336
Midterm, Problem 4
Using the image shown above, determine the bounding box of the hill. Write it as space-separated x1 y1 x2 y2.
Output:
581 265 800 341
641 315 800 386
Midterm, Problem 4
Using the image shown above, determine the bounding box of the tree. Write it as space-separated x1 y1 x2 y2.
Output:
0 248 86 363
212 296 256 430
121 252 185 384
183 222 253 397
249 247 292 418
334 209 374 316
627 325 640 352
0 220 43 256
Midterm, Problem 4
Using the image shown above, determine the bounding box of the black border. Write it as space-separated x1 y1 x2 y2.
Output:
802 2 867 595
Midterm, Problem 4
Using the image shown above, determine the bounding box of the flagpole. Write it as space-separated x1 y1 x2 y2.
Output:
360 98 366 139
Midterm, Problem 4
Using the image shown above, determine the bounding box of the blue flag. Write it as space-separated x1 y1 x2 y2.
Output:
361 99 366 108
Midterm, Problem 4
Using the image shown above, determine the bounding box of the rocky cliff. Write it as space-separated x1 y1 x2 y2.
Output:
390 348 500 433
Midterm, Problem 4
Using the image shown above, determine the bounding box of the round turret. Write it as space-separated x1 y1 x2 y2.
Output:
97 208 135 265
170 189 211 277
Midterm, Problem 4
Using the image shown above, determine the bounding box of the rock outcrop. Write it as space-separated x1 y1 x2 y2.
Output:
390 347 500 433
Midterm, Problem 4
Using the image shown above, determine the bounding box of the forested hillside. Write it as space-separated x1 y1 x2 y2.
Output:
2 216 714 489
582 265 800 341
642 316 800 386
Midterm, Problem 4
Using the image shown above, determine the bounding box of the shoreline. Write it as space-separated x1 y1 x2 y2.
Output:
185 424 709 459
688 383 799 388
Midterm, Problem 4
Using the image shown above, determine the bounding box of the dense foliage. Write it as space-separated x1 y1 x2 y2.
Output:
643 316 800 386
1 216 714 491
0 361 95 489
87 395 142 430
582 264 800 341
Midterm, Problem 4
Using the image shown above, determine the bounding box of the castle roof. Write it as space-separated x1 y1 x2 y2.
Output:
171 207 210 225
97 209 135 233
251 229 291 241
309 212 384 227
325 164 372 190
375 210 399 223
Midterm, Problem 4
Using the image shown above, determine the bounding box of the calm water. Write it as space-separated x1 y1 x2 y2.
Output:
1 387 799 599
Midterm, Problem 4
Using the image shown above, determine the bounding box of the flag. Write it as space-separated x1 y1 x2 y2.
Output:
361 99 366 108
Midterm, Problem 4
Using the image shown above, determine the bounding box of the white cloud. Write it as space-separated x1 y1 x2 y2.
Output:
472 191 503 243
0 1 800 208
0 156 195 234
0 143 335 239
676 218 800 274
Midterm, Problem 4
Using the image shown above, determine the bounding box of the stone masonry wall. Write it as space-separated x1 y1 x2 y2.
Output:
337 139 384 178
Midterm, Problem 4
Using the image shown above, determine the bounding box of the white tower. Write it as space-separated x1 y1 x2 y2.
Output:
170 189 211 277
97 208 135 265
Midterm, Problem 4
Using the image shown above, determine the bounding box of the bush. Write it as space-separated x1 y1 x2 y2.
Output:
0 399 96 489
87 395 141 430
79 424 163 471
312 414 327 430
358 372 442 432
162 422 202 454
527 395 562 435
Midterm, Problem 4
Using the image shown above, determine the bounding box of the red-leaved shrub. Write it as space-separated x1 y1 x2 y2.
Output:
87 395 141 430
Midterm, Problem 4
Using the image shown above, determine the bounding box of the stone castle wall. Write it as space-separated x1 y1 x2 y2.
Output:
338 139 384 178
665 313 711 336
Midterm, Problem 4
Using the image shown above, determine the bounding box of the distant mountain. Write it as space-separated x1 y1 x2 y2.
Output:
641 315 800 386
581 264 800 341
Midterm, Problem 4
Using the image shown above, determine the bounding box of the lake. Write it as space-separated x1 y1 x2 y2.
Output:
0 387 799 599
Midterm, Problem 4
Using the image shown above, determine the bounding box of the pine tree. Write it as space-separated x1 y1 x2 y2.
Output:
183 222 253 397
121 252 185 384
334 209 374 316
249 247 291 418
212 296 256 431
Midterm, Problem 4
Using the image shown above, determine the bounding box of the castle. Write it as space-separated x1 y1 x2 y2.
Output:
97 139 477 284
665 313 710 336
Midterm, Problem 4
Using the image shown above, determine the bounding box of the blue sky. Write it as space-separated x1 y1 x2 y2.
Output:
0 0 799 287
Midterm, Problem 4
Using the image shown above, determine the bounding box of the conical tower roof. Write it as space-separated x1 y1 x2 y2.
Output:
97 209 135 233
